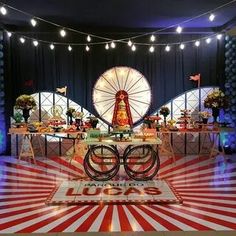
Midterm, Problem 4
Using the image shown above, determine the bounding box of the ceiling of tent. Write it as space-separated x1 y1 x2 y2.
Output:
1 0 236 33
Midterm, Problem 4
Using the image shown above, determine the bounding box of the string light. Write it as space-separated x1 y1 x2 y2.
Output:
60 29 66 37
206 37 211 44
33 40 38 47
68 45 72 51
150 35 156 42
110 41 116 48
85 45 90 51
165 45 170 52
0 1 232 52
176 26 183 34
7 31 12 37
149 46 155 53
105 43 109 50
50 44 55 50
19 37 25 44
87 35 91 42
195 40 200 47
131 44 136 51
30 18 37 27
209 13 215 21
217 34 222 40
0 6 7 15
180 43 185 50
128 39 132 47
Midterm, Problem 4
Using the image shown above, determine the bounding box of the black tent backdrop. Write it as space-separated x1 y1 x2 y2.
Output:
4 33 225 118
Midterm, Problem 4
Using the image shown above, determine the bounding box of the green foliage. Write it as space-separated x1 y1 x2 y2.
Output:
13 112 23 123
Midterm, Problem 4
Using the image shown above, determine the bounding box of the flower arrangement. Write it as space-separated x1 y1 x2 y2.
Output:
88 116 99 128
199 111 212 118
143 116 155 128
15 94 37 110
66 107 76 117
204 88 228 109
160 106 170 117
73 111 84 119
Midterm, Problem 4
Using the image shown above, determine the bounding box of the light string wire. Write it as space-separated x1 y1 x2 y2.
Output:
15 32 222 47
0 0 235 47
121 0 236 41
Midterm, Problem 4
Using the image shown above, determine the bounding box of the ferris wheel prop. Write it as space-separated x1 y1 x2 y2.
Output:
93 66 151 125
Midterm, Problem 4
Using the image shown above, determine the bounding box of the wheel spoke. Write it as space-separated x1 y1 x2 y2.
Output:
101 75 118 93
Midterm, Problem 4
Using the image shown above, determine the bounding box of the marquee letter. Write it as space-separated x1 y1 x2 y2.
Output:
124 187 141 195
66 188 81 196
144 187 162 195
82 187 102 196
103 187 122 195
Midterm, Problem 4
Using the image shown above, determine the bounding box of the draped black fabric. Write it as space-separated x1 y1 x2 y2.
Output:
4 33 225 118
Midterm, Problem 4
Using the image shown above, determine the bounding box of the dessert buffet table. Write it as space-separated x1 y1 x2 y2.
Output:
83 138 162 181
8 129 84 163
158 127 235 159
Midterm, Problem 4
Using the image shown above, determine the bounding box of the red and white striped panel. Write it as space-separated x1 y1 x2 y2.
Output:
0 154 236 233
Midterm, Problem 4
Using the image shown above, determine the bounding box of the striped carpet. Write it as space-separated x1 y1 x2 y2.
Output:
0 154 236 233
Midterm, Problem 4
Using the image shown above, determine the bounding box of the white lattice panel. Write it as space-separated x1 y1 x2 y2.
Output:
151 87 218 155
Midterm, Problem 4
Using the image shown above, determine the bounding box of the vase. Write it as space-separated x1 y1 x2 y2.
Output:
202 118 208 124
22 109 30 123
68 115 73 125
75 118 81 130
163 116 167 127
147 122 152 129
91 120 98 129
212 107 220 123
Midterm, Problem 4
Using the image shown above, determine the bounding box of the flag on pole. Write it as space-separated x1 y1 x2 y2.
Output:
56 86 67 96
189 74 201 88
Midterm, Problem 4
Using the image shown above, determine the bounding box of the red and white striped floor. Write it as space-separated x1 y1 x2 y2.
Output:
0 154 236 233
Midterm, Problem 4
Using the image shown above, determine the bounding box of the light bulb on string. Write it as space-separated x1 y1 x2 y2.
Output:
85 45 90 51
149 45 155 53
105 43 109 50
209 13 215 21
19 37 25 44
195 40 200 47
217 34 222 40
110 41 116 48
176 26 182 34
50 44 55 50
150 35 156 42
7 31 12 37
165 45 170 52
0 6 7 15
1 0 233 53
131 44 136 51
68 45 72 51
206 38 211 44
60 29 66 37
87 35 91 42
30 18 37 27
128 39 132 47
180 43 185 50
33 40 38 47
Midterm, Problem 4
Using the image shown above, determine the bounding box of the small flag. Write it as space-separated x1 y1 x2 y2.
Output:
190 74 200 88
56 86 67 96
24 79 33 87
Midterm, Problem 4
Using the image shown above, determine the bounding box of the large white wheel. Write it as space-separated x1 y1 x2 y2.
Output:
93 66 151 125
